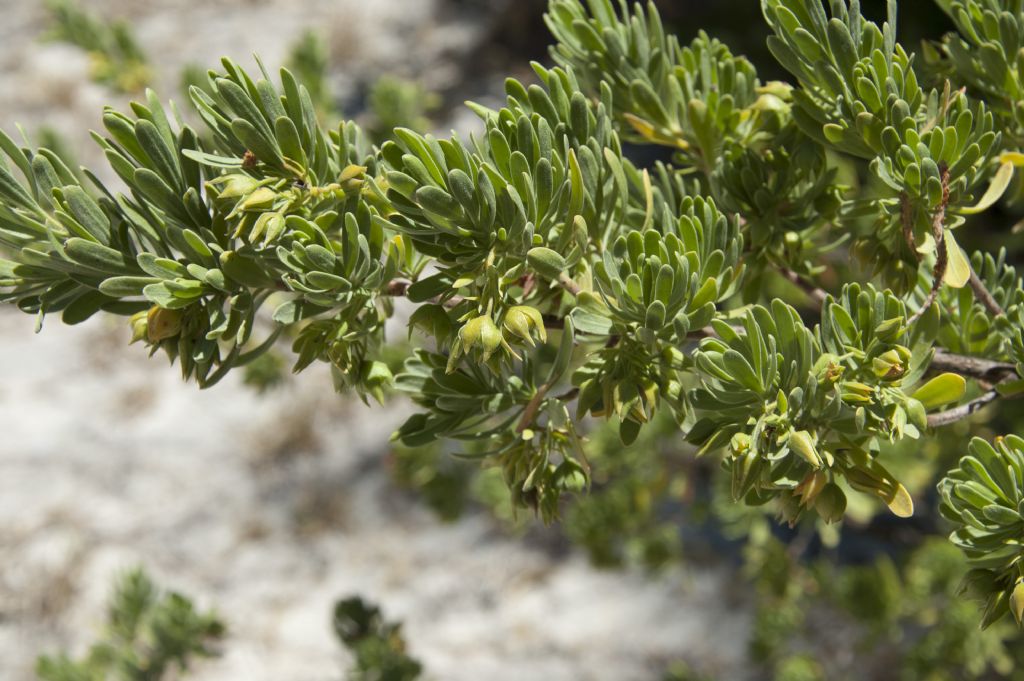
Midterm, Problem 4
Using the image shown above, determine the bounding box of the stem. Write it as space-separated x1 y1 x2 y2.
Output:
541 314 565 329
908 164 950 326
557 272 583 297
900 192 914 253
779 267 828 306
969 267 1005 317
382 279 412 296
929 349 1017 384
516 383 550 433
927 390 1000 428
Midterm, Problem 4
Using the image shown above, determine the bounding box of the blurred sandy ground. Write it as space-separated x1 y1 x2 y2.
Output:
0 1 751 679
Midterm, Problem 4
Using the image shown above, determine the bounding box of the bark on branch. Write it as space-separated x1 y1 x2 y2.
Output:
969 268 1005 318
908 164 950 326
929 349 1017 385
927 390 1000 428
779 268 828 306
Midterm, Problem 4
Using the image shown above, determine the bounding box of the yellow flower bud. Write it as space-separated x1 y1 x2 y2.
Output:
814 483 847 524
129 310 148 344
796 470 828 506
503 305 547 346
872 348 906 380
239 186 277 211
146 306 182 343
460 314 502 360
730 432 752 455
813 353 844 384
213 174 260 199
789 429 822 468
1011 579 1024 627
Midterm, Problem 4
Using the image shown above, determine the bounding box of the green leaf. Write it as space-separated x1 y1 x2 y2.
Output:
912 372 967 410
547 317 575 386
64 238 132 274
406 273 450 303
959 161 1014 215
62 290 112 325
99 276 161 297
943 234 972 288
619 418 641 446
722 349 763 393
527 247 566 279
996 378 1024 397
181 149 244 168
886 482 915 518
230 118 282 167
63 187 112 243
272 299 329 324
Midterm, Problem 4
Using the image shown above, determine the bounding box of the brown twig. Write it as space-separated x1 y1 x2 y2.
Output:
516 383 550 433
927 390 1000 428
929 349 1017 385
541 314 565 329
926 347 1021 427
779 267 828 306
907 163 950 325
968 268 1005 318
382 278 412 296
900 192 915 253
555 387 580 401
557 272 583 297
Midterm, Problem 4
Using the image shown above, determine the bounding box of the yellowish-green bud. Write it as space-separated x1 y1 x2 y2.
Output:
503 305 547 346
731 447 761 500
813 353 844 384
796 470 828 506
756 80 793 99
874 317 903 342
1011 579 1024 627
789 429 822 467
146 306 182 343
240 186 277 211
338 164 367 192
730 432 752 455
814 483 847 524
872 348 906 380
129 310 148 344
751 92 789 113
250 211 286 244
214 174 261 199
460 315 502 359
361 360 393 405
526 247 567 279
840 381 874 404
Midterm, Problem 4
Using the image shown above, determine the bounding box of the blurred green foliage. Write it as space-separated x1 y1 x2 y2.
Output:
333 597 423 681
36 568 224 681
44 0 151 93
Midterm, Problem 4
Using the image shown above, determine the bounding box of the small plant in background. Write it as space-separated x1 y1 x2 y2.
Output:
739 532 1024 680
35 568 224 681
333 597 423 681
44 0 151 93
365 76 440 145
287 29 336 120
